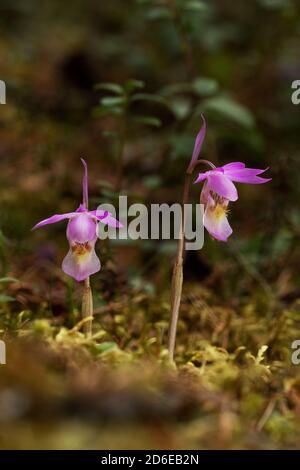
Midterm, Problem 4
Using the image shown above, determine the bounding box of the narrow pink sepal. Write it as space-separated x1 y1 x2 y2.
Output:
81 158 89 208
32 212 78 230
188 114 206 172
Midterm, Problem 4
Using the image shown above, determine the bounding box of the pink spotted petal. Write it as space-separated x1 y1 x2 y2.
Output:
67 213 97 243
203 195 232 242
32 212 79 230
206 173 238 201
62 241 101 282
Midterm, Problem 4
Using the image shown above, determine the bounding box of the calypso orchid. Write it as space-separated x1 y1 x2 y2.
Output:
32 158 122 334
168 115 271 361
195 162 271 242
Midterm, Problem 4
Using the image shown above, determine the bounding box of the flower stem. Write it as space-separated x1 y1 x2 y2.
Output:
80 158 93 336
168 172 192 361
82 276 93 337
168 160 215 361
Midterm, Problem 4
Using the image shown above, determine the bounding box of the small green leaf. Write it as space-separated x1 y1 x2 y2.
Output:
181 1 207 12
193 77 218 96
124 79 145 93
146 7 172 21
202 96 255 129
102 130 119 139
131 93 169 107
169 98 191 120
0 277 18 283
100 96 126 107
92 105 124 118
0 294 15 302
96 341 119 354
143 175 162 189
95 82 124 95
160 83 193 96
133 116 162 127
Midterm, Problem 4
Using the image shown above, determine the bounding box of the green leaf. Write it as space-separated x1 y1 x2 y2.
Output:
92 105 124 118
0 277 18 283
169 98 191 120
181 1 208 12
96 341 119 354
124 79 145 93
100 96 126 107
202 96 255 129
0 294 15 302
102 130 119 139
258 0 290 9
97 179 114 189
193 77 218 96
142 175 162 189
133 116 162 127
145 7 172 21
160 82 194 96
131 93 169 107
95 82 124 95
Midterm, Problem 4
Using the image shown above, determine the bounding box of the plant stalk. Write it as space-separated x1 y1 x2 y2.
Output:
81 158 93 336
168 160 214 361
82 276 93 337
168 172 192 361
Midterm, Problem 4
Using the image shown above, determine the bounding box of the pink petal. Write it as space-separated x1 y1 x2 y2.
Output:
194 172 208 184
207 173 238 201
188 114 206 172
66 213 97 243
203 195 232 242
90 210 123 228
81 158 89 208
62 240 101 282
224 167 271 184
222 162 246 171
32 212 78 230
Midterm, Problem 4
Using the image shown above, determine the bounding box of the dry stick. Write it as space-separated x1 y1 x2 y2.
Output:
168 160 215 361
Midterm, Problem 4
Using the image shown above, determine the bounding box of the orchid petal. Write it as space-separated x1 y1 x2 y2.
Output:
90 210 123 228
207 173 238 201
224 167 271 184
81 158 89 208
203 195 232 242
222 162 246 171
188 114 206 172
62 239 101 282
32 212 78 230
194 172 208 184
66 213 97 243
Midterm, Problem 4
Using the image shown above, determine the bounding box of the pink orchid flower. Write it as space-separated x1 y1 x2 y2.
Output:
194 161 271 242
32 159 122 282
